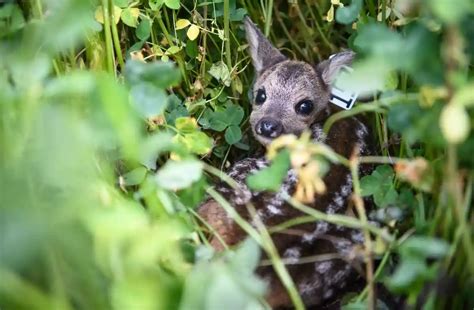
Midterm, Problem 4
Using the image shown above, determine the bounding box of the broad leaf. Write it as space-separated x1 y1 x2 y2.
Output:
335 0 362 25
130 83 168 118
155 160 203 190
136 17 151 41
224 125 242 145
247 150 290 192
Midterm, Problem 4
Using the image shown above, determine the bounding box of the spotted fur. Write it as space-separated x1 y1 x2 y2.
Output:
198 17 375 308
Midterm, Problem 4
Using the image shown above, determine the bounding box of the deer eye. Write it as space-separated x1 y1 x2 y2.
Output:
255 88 266 105
295 100 314 115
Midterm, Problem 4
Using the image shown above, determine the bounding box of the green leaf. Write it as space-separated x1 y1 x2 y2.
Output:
164 0 180 10
122 166 147 186
125 60 181 89
155 160 203 190
205 270 251 310
247 149 290 192
224 125 242 145
121 8 139 27
208 112 228 132
400 236 450 259
115 0 129 7
148 0 163 10
167 45 181 55
185 39 198 58
136 17 151 41
182 131 214 155
225 104 244 125
374 185 398 208
0 3 25 37
360 175 379 196
386 256 427 291
175 116 198 133
360 165 397 207
130 83 168 118
230 238 261 273
429 0 471 23
208 61 231 87
139 132 175 169
354 23 403 58
230 8 247 21
335 0 362 25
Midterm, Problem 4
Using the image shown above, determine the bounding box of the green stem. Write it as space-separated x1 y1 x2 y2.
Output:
264 0 274 37
355 244 393 302
299 1 333 53
285 197 394 242
155 14 189 89
323 93 419 134
273 7 306 58
109 0 124 70
223 0 236 97
245 203 305 310
268 215 316 234
367 0 376 17
323 104 386 134
447 146 474 275
350 157 375 310
204 165 304 309
381 0 387 22
206 188 263 245
101 0 115 74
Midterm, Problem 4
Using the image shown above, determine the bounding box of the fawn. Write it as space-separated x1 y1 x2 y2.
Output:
198 17 374 308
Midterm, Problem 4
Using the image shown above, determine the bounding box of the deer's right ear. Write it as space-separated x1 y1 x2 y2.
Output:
316 51 355 86
244 16 286 75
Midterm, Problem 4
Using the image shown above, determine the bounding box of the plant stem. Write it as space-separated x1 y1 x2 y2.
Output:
273 7 306 58
101 0 115 74
367 0 376 17
109 0 125 70
382 0 387 22
204 165 304 309
245 203 305 310
223 0 237 97
155 13 190 89
350 154 375 310
264 0 274 37
285 196 394 242
206 188 263 245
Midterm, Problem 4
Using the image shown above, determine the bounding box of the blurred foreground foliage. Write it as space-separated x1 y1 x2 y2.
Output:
0 0 473 309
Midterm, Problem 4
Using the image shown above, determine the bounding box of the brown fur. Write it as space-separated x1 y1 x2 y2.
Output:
198 17 374 308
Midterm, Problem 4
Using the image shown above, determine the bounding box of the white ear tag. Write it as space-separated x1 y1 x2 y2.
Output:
329 65 358 110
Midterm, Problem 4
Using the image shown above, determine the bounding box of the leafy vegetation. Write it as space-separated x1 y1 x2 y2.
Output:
1 0 473 309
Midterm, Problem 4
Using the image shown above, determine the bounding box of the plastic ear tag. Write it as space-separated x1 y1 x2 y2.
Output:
329 65 358 110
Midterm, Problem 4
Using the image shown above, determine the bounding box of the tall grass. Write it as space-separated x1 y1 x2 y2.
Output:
1 0 473 309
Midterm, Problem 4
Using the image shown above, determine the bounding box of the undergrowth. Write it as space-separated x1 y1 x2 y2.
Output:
0 0 473 309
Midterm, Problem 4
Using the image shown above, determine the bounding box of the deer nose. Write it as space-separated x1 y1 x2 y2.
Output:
256 118 283 138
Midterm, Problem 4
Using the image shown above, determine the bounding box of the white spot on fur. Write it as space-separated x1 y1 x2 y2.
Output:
269 169 297 207
332 238 352 255
311 124 327 142
234 185 252 205
267 204 282 216
351 230 364 243
354 119 369 154
315 261 333 274
323 289 334 299
302 221 329 243
251 209 266 227
298 279 320 296
284 247 301 263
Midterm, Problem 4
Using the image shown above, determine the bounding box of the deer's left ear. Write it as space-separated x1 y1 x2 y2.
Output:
244 16 287 75
316 50 355 86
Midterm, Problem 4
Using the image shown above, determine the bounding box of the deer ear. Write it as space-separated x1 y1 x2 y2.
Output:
244 16 286 75
316 50 355 86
